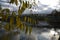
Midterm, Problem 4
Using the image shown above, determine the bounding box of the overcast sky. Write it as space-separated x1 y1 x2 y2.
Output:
0 0 60 14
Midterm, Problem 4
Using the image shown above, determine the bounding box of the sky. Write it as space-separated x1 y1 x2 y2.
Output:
0 0 60 14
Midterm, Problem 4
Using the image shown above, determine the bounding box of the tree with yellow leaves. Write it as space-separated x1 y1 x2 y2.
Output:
29 27 32 35
10 0 18 5
4 23 10 32
1 9 10 21
18 1 31 16
10 0 15 4
2 0 32 33
24 16 27 22
9 12 16 30
16 16 21 27
20 23 24 31
25 26 29 34
15 0 18 5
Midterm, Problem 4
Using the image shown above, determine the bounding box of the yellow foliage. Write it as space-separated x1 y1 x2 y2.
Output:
12 11 16 17
10 0 18 5
22 1 29 8
18 1 31 16
1 9 10 21
27 17 30 22
20 24 24 31
18 6 24 15
4 23 10 31
29 27 32 34
15 0 18 5
24 16 27 22
16 16 21 27
10 0 15 3
1 9 10 13
6 13 10 21
0 0 33 34
10 16 14 26
23 1 26 8
10 16 16 30
25 26 28 34
18 7 21 15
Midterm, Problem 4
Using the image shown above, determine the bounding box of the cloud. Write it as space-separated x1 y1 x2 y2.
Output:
0 0 60 14
39 0 59 6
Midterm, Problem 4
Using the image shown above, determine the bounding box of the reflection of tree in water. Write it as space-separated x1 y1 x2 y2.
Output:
20 34 36 40
37 35 49 40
